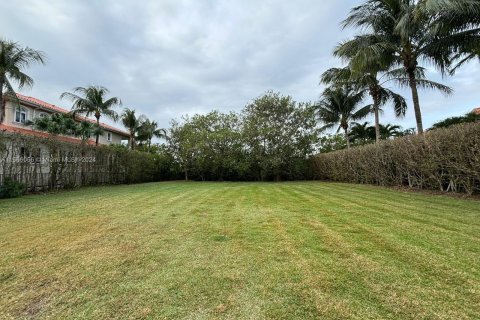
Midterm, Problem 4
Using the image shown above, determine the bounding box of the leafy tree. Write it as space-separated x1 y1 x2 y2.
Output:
31 113 102 143
60 86 121 145
0 39 45 120
316 86 370 149
317 134 348 153
339 0 458 134
121 108 146 150
31 113 78 136
168 117 198 181
137 119 167 149
167 112 244 181
243 92 318 181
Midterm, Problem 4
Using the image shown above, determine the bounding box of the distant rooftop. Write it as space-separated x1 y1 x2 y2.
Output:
8 93 129 137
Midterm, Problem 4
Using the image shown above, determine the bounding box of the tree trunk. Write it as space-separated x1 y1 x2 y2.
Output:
95 116 100 146
344 127 350 149
407 69 424 134
371 88 381 143
184 168 188 181
129 133 135 150
0 77 4 123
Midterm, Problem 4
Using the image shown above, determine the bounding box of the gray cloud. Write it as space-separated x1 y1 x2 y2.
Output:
1 0 478 132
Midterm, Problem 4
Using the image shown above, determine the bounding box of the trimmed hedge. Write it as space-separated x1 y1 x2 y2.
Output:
311 123 480 194
0 132 163 192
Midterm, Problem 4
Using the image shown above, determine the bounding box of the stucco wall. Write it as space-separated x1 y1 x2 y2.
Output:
2 100 127 145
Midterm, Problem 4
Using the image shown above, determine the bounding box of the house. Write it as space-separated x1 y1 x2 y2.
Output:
0 93 129 145
472 107 480 116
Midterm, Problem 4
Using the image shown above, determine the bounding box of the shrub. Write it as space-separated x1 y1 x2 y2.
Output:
0 178 26 199
311 122 480 194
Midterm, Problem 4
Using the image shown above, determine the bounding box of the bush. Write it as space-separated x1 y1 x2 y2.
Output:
0 178 26 199
311 123 480 194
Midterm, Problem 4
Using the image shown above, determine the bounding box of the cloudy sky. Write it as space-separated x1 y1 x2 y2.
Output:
1 0 479 131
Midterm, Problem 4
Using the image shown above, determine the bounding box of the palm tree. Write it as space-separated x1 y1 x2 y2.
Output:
121 108 146 150
60 86 121 145
317 86 371 149
349 122 373 145
379 124 402 139
75 121 102 142
137 119 167 149
321 65 406 143
0 40 45 120
339 0 458 134
419 0 480 73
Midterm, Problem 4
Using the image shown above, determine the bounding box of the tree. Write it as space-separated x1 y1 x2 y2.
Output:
321 65 406 143
31 113 101 143
75 121 102 142
168 117 198 181
419 0 480 73
317 134 348 153
30 113 77 136
349 122 373 145
340 0 458 134
121 108 146 150
137 119 167 149
316 86 370 149
379 124 402 139
242 92 318 181
430 111 480 130
0 40 45 121
60 86 121 145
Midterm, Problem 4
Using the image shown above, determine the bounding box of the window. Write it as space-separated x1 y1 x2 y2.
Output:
15 108 27 124
39 112 48 118
107 132 112 141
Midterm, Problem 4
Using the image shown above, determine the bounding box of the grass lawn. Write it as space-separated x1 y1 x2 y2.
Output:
0 182 479 319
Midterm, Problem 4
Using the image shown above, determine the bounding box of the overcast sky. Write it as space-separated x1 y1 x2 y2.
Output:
1 0 479 131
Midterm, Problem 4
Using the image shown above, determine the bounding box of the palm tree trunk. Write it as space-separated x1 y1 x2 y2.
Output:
129 133 135 150
371 88 381 143
0 77 5 123
407 69 424 134
344 128 350 149
374 106 380 143
95 117 100 146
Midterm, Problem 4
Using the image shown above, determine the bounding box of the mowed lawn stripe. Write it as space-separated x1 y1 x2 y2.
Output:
0 182 479 319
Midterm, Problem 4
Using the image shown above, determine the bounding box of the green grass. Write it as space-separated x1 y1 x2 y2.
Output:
0 182 479 319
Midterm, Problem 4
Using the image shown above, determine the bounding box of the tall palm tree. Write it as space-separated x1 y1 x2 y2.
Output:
317 86 371 149
339 0 458 134
137 119 167 149
121 108 146 150
0 40 45 121
321 65 406 143
60 86 121 145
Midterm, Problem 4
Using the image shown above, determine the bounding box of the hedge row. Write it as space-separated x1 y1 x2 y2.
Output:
310 123 480 194
0 132 164 193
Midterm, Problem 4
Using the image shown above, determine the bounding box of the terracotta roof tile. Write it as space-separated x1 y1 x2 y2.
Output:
0 124 96 145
